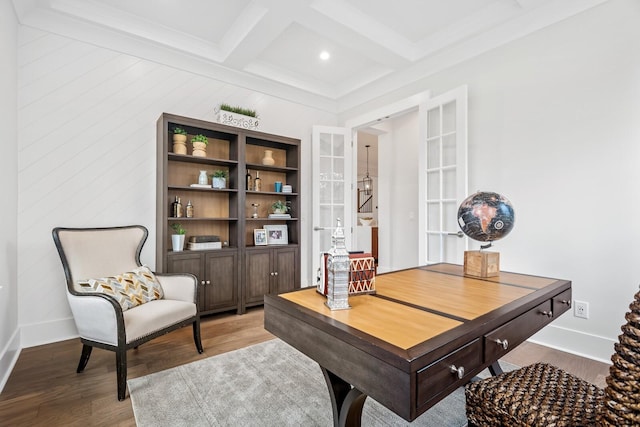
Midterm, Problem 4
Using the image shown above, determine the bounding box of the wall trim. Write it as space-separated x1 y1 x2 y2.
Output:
0 328 21 393
20 317 78 349
529 324 615 365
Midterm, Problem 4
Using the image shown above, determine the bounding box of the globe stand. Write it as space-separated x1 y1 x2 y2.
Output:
464 250 500 278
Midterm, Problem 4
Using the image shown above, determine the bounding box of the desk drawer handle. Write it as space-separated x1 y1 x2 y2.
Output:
540 310 553 318
495 339 509 350
449 365 465 379
560 299 571 307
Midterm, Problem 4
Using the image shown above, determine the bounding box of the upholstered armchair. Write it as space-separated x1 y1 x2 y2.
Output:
52 225 203 401
465 287 640 426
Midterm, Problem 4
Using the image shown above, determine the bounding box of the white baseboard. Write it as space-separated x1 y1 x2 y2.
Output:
20 317 78 348
0 328 21 393
529 324 615 364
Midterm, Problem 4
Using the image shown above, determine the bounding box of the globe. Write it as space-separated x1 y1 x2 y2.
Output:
457 192 515 243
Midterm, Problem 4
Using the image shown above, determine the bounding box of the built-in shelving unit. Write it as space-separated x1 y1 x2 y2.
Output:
156 113 300 315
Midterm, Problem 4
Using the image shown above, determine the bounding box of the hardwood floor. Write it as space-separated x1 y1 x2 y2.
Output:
0 307 610 426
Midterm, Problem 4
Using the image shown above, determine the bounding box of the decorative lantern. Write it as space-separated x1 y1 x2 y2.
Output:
325 219 351 310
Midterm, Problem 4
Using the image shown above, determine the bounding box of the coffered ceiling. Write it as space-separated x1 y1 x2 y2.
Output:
12 0 607 112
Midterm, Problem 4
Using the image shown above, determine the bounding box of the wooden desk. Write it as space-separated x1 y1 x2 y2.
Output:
264 263 571 426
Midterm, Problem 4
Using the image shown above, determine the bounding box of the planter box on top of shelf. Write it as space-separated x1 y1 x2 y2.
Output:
217 110 259 131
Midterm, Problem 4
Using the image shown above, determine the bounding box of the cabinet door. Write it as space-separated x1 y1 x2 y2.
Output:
245 249 272 304
202 251 238 312
273 247 299 294
166 252 203 283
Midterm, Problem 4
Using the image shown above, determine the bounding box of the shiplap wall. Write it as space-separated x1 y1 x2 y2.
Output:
17 26 336 346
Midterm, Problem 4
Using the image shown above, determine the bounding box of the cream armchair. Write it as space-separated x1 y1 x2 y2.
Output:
52 225 203 401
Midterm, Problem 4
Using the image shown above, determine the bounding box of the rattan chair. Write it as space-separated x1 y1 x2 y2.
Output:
52 225 203 400
465 288 640 426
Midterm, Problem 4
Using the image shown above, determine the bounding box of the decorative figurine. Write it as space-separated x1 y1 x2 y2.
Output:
325 218 351 311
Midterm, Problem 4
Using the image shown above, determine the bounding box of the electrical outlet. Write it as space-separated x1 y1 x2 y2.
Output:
574 300 589 319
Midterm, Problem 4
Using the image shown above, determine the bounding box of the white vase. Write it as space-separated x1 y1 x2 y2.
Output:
171 234 185 252
198 170 208 185
262 150 275 166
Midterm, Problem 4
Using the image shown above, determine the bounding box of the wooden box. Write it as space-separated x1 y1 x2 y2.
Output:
464 251 500 278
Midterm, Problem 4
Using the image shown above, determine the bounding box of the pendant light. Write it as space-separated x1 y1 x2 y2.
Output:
363 144 372 196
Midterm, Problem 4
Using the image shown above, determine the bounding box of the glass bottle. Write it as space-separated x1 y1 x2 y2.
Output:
254 171 261 192
176 197 183 218
246 169 252 191
172 196 179 217
186 200 194 218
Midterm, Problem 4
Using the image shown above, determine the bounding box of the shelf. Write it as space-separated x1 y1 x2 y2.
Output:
246 162 297 173
169 185 238 193
246 191 297 196
169 153 238 167
246 217 298 221
167 246 238 254
169 217 238 221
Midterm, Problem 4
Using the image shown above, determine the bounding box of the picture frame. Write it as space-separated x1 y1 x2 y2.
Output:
264 224 288 245
254 229 267 246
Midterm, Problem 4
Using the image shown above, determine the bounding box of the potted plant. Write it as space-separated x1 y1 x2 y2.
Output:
211 170 228 189
171 223 186 252
191 134 208 157
271 200 289 214
172 127 188 155
216 103 259 130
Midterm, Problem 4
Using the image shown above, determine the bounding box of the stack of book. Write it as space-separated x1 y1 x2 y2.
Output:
187 235 221 250
268 213 291 219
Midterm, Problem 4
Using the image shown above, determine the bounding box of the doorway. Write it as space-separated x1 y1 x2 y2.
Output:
354 132 378 263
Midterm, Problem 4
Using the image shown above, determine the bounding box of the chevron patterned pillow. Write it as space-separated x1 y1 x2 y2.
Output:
78 265 164 311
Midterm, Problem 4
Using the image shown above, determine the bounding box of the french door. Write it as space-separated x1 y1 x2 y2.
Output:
419 86 468 264
311 126 353 285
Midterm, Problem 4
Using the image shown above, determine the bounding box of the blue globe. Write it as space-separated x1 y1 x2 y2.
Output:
457 192 515 243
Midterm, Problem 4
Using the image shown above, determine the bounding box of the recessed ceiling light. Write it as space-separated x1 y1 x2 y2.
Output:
319 51 330 61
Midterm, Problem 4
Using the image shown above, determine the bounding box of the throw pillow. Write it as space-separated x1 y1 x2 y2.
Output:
78 265 164 311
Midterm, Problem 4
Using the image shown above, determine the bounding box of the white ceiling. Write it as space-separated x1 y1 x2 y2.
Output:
12 0 607 112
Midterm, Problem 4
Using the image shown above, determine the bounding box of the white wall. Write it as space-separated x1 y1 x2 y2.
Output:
342 0 640 362
16 26 335 347
0 0 20 390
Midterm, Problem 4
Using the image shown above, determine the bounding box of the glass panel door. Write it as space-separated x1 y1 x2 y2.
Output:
312 126 352 285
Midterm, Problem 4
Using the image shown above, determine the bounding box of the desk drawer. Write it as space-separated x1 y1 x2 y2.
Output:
553 288 572 316
416 339 481 407
485 299 553 362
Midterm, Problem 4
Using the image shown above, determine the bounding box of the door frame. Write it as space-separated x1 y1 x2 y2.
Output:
343 91 431 273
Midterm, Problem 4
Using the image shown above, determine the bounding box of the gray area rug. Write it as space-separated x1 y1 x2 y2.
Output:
129 339 514 426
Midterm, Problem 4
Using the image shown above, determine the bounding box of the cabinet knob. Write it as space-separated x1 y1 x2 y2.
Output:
449 365 465 379
560 299 571 306
201 280 206 285
270 272 274 276
274 271 278 276
206 280 211 285
540 310 553 318
495 338 509 350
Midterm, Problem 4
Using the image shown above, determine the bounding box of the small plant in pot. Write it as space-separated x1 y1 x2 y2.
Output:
191 134 208 157
271 200 290 215
171 223 186 252
172 127 188 155
211 170 228 189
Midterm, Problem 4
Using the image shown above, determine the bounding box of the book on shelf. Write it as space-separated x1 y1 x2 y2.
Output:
187 241 222 250
268 213 291 219
188 235 221 243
